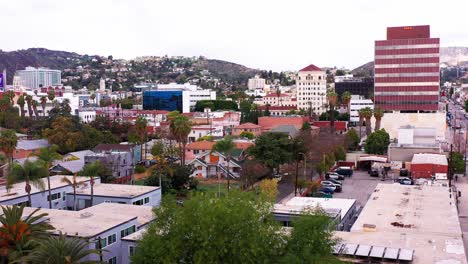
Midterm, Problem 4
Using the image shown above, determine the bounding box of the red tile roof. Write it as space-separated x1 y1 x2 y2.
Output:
299 64 322 72
258 116 308 131
235 122 261 129
311 121 348 131
258 106 297 111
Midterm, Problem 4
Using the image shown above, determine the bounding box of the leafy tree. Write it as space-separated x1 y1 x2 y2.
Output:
132 192 283 263
43 116 83 153
332 145 346 161
0 129 18 164
145 164 196 195
335 69 346 76
194 100 238 112
240 160 270 189
345 128 360 151
239 131 254 139
7 160 47 206
258 179 278 202
280 209 341 263
365 129 390 155
25 233 101 264
301 121 311 131
212 136 235 192
33 145 62 209
0 206 54 262
247 132 293 172
465 100 468 113
196 135 214 141
451 152 465 174
129 116 148 160
47 90 55 102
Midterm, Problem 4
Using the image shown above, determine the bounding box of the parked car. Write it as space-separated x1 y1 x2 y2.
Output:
334 167 354 177
321 182 338 192
319 187 335 194
395 177 413 185
369 169 379 177
399 168 410 177
322 181 342 192
326 172 345 180
310 191 333 198
327 178 343 185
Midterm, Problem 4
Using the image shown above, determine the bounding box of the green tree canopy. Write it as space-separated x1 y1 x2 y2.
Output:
247 132 294 171
364 129 390 155
451 152 465 174
345 128 360 151
194 100 238 112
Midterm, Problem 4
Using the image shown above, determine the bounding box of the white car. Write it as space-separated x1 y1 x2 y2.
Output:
320 182 337 191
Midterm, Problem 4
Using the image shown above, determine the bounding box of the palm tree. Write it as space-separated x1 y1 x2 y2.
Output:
40 96 47 117
362 107 373 136
47 90 55 102
169 112 192 165
0 129 18 165
26 233 101 264
25 95 33 118
7 161 48 206
34 145 62 209
0 205 54 262
31 100 39 119
62 98 71 114
17 94 25 122
78 161 101 208
326 91 338 132
373 108 384 131
129 116 148 161
212 136 235 193
276 87 281 106
61 175 86 211
341 91 352 118
358 109 364 139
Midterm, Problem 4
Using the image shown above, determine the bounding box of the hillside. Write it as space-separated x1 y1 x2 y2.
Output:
0 48 260 90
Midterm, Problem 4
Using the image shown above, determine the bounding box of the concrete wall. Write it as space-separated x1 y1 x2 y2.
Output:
388 146 443 162
373 112 446 141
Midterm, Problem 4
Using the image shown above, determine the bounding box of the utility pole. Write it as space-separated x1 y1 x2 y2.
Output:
449 144 453 188
294 159 299 196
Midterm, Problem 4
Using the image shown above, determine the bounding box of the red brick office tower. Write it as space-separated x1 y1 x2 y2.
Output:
374 25 440 112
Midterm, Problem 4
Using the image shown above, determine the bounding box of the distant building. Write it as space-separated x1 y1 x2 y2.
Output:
410 153 447 179
143 83 215 113
349 95 374 124
231 122 262 137
258 116 308 132
374 25 440 112
388 126 442 163
297 64 327 114
15 67 61 89
335 78 374 99
248 75 266 90
84 151 134 183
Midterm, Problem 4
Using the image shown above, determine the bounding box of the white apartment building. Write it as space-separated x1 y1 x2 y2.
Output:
15 67 61 89
296 64 327 114
349 95 374 123
248 75 266 90
262 93 297 108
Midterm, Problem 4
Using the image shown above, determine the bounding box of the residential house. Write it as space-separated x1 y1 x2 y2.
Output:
231 122 262 137
13 139 50 159
50 150 95 175
84 151 134 183
94 143 142 165
188 149 244 179
185 140 253 162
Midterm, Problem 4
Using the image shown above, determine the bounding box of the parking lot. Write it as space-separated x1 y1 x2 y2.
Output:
332 170 389 208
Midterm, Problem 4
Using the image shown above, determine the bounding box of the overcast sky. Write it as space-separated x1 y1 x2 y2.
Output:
2 0 467 71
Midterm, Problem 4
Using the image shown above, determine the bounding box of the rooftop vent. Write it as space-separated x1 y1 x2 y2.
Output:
80 212 93 218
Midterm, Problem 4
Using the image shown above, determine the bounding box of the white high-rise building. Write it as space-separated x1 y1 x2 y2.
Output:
15 67 61 89
296 64 327 114
349 95 374 123
99 78 106 91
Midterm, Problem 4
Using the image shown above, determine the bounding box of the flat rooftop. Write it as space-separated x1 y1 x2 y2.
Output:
22 205 136 239
81 203 154 227
74 183 159 199
274 197 356 220
339 183 466 264
122 228 146 242
0 175 91 202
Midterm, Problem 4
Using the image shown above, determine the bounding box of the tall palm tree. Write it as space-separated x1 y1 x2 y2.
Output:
0 205 54 262
129 116 148 161
17 94 25 122
169 112 192 165
78 161 101 208
7 161 47 206
212 136 235 192
358 109 364 139
276 87 281 106
34 145 62 209
326 91 338 132
61 175 85 211
341 91 352 118
25 95 33 118
0 129 18 165
40 96 47 117
31 100 39 119
362 107 373 136
25 233 101 264
373 108 384 131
